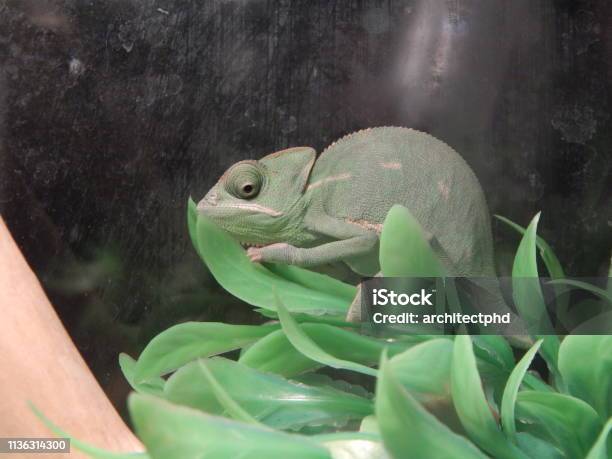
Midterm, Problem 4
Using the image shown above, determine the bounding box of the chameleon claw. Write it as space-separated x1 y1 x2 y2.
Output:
247 243 293 264
246 247 263 263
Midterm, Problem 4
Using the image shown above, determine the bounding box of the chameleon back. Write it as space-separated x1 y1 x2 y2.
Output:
306 126 495 277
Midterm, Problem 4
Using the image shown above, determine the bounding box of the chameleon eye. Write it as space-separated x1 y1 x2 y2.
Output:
225 162 263 200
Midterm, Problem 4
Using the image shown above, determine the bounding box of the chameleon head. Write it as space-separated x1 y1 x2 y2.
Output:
197 147 316 246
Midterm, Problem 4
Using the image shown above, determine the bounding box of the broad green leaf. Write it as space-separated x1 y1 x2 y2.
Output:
133 322 278 381
522 372 554 393
511 212 549 325
30 403 149 459
379 204 443 277
314 432 381 443
470 334 534 404
472 335 516 372
585 418 612 459
196 359 262 425
194 210 349 315
511 213 560 379
128 393 331 459
239 328 321 376
501 340 543 439
265 263 356 303
295 373 373 400
471 335 536 404
164 358 373 431
451 336 527 459
548 279 612 304
188 199 355 307
516 391 602 458
476 358 516 406
376 352 487 459
239 324 407 377
515 433 564 459
275 295 378 377
256 308 359 329
558 335 612 418
391 338 462 431
119 353 165 397
495 214 565 280
496 214 572 336
390 339 453 399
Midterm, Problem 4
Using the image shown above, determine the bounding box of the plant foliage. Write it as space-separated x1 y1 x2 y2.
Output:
37 200 612 459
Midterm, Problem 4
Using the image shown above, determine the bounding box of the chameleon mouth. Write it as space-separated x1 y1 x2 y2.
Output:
222 203 283 217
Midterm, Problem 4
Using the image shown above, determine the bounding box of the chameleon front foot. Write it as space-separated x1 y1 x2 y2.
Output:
246 246 263 263
246 243 294 264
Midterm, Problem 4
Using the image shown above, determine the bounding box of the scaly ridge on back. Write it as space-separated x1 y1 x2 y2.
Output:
319 126 414 157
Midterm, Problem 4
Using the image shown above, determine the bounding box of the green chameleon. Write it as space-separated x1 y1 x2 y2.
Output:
197 127 496 319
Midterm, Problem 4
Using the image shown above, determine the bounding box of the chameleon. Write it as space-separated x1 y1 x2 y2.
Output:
197 127 497 318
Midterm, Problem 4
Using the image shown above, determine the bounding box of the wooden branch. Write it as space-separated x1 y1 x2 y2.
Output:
0 217 143 458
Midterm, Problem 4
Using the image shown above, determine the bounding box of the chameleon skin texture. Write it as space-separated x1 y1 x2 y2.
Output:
197 126 496 279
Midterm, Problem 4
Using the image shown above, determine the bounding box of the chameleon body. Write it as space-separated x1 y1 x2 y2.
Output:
197 127 496 299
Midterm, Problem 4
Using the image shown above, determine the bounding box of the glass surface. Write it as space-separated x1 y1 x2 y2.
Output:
1 0 610 411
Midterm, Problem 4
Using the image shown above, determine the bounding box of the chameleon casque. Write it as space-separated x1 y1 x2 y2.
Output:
197 127 496 318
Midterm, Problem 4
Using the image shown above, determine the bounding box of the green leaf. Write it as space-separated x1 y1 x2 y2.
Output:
194 210 349 315
164 358 373 431
375 352 487 459
495 214 565 280
511 212 549 326
471 335 538 405
239 323 406 377
119 353 165 397
451 336 527 459
389 338 453 399
314 432 381 443
511 213 560 379
468 335 535 404
521 371 554 393
196 359 262 425
585 418 612 459
379 204 444 277
515 433 564 459
128 393 331 459
516 391 602 458
547 279 612 304
558 335 612 418
501 340 543 440
30 403 149 459
275 294 378 377
264 263 355 303
256 308 359 328
391 338 463 432
239 328 320 376
133 322 278 381
472 335 516 372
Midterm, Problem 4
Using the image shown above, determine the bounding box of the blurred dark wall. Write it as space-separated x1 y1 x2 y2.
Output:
0 0 610 408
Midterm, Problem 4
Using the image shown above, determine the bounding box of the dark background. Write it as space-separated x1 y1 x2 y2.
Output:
0 0 610 411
